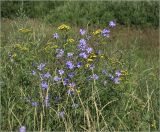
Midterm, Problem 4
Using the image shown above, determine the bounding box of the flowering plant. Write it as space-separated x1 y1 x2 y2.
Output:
4 21 130 131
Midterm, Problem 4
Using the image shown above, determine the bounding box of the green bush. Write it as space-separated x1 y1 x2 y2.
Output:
1 1 159 27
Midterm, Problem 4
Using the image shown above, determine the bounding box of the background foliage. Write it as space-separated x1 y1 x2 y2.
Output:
1 1 159 27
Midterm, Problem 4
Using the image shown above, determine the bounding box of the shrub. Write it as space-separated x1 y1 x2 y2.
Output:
1 1 159 27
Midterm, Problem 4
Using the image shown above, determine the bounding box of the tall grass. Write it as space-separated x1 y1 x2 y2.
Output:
1 18 159 131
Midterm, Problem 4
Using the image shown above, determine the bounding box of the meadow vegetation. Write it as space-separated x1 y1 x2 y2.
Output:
1 1 159 27
1 1 159 131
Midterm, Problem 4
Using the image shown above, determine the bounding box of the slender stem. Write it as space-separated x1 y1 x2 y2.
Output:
34 107 37 131
40 112 43 132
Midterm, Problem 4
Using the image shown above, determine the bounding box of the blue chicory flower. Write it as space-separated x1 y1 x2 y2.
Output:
66 61 74 69
67 89 74 95
69 82 76 88
79 52 88 59
103 33 110 37
114 77 120 84
86 47 93 54
102 28 110 34
68 72 74 78
115 70 121 77
41 81 48 90
109 21 116 28
32 63 36 67
56 49 64 58
31 102 38 107
58 69 64 75
80 29 86 35
53 33 59 39
77 62 82 68
63 78 69 85
109 74 114 80
79 39 86 45
102 28 110 37
89 64 95 70
32 70 36 75
58 111 65 118
19 126 26 132
78 39 87 51
92 74 99 80
53 76 61 82
67 52 74 57
37 63 46 71
102 69 107 75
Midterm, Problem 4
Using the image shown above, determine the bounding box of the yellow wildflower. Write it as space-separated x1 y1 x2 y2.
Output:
52 45 58 48
85 63 90 68
109 58 119 64
64 43 68 47
44 44 56 52
100 55 104 58
47 42 52 45
14 44 21 49
76 90 80 93
151 120 156 128
19 28 31 33
12 53 17 58
93 29 102 35
44 46 50 52
21 47 29 52
58 24 70 30
90 53 97 58
87 58 93 62
121 70 128 76
67 38 75 43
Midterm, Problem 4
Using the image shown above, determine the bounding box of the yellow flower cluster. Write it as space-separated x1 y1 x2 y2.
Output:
14 44 21 48
100 54 104 58
85 63 90 68
19 28 31 33
87 59 93 62
89 52 97 59
58 24 70 30
85 52 97 67
21 47 29 52
109 58 121 65
76 89 80 93
12 53 17 58
64 38 75 47
14 44 29 52
67 38 75 43
121 70 128 76
93 29 102 35
44 43 58 52
116 70 128 82
151 120 156 129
